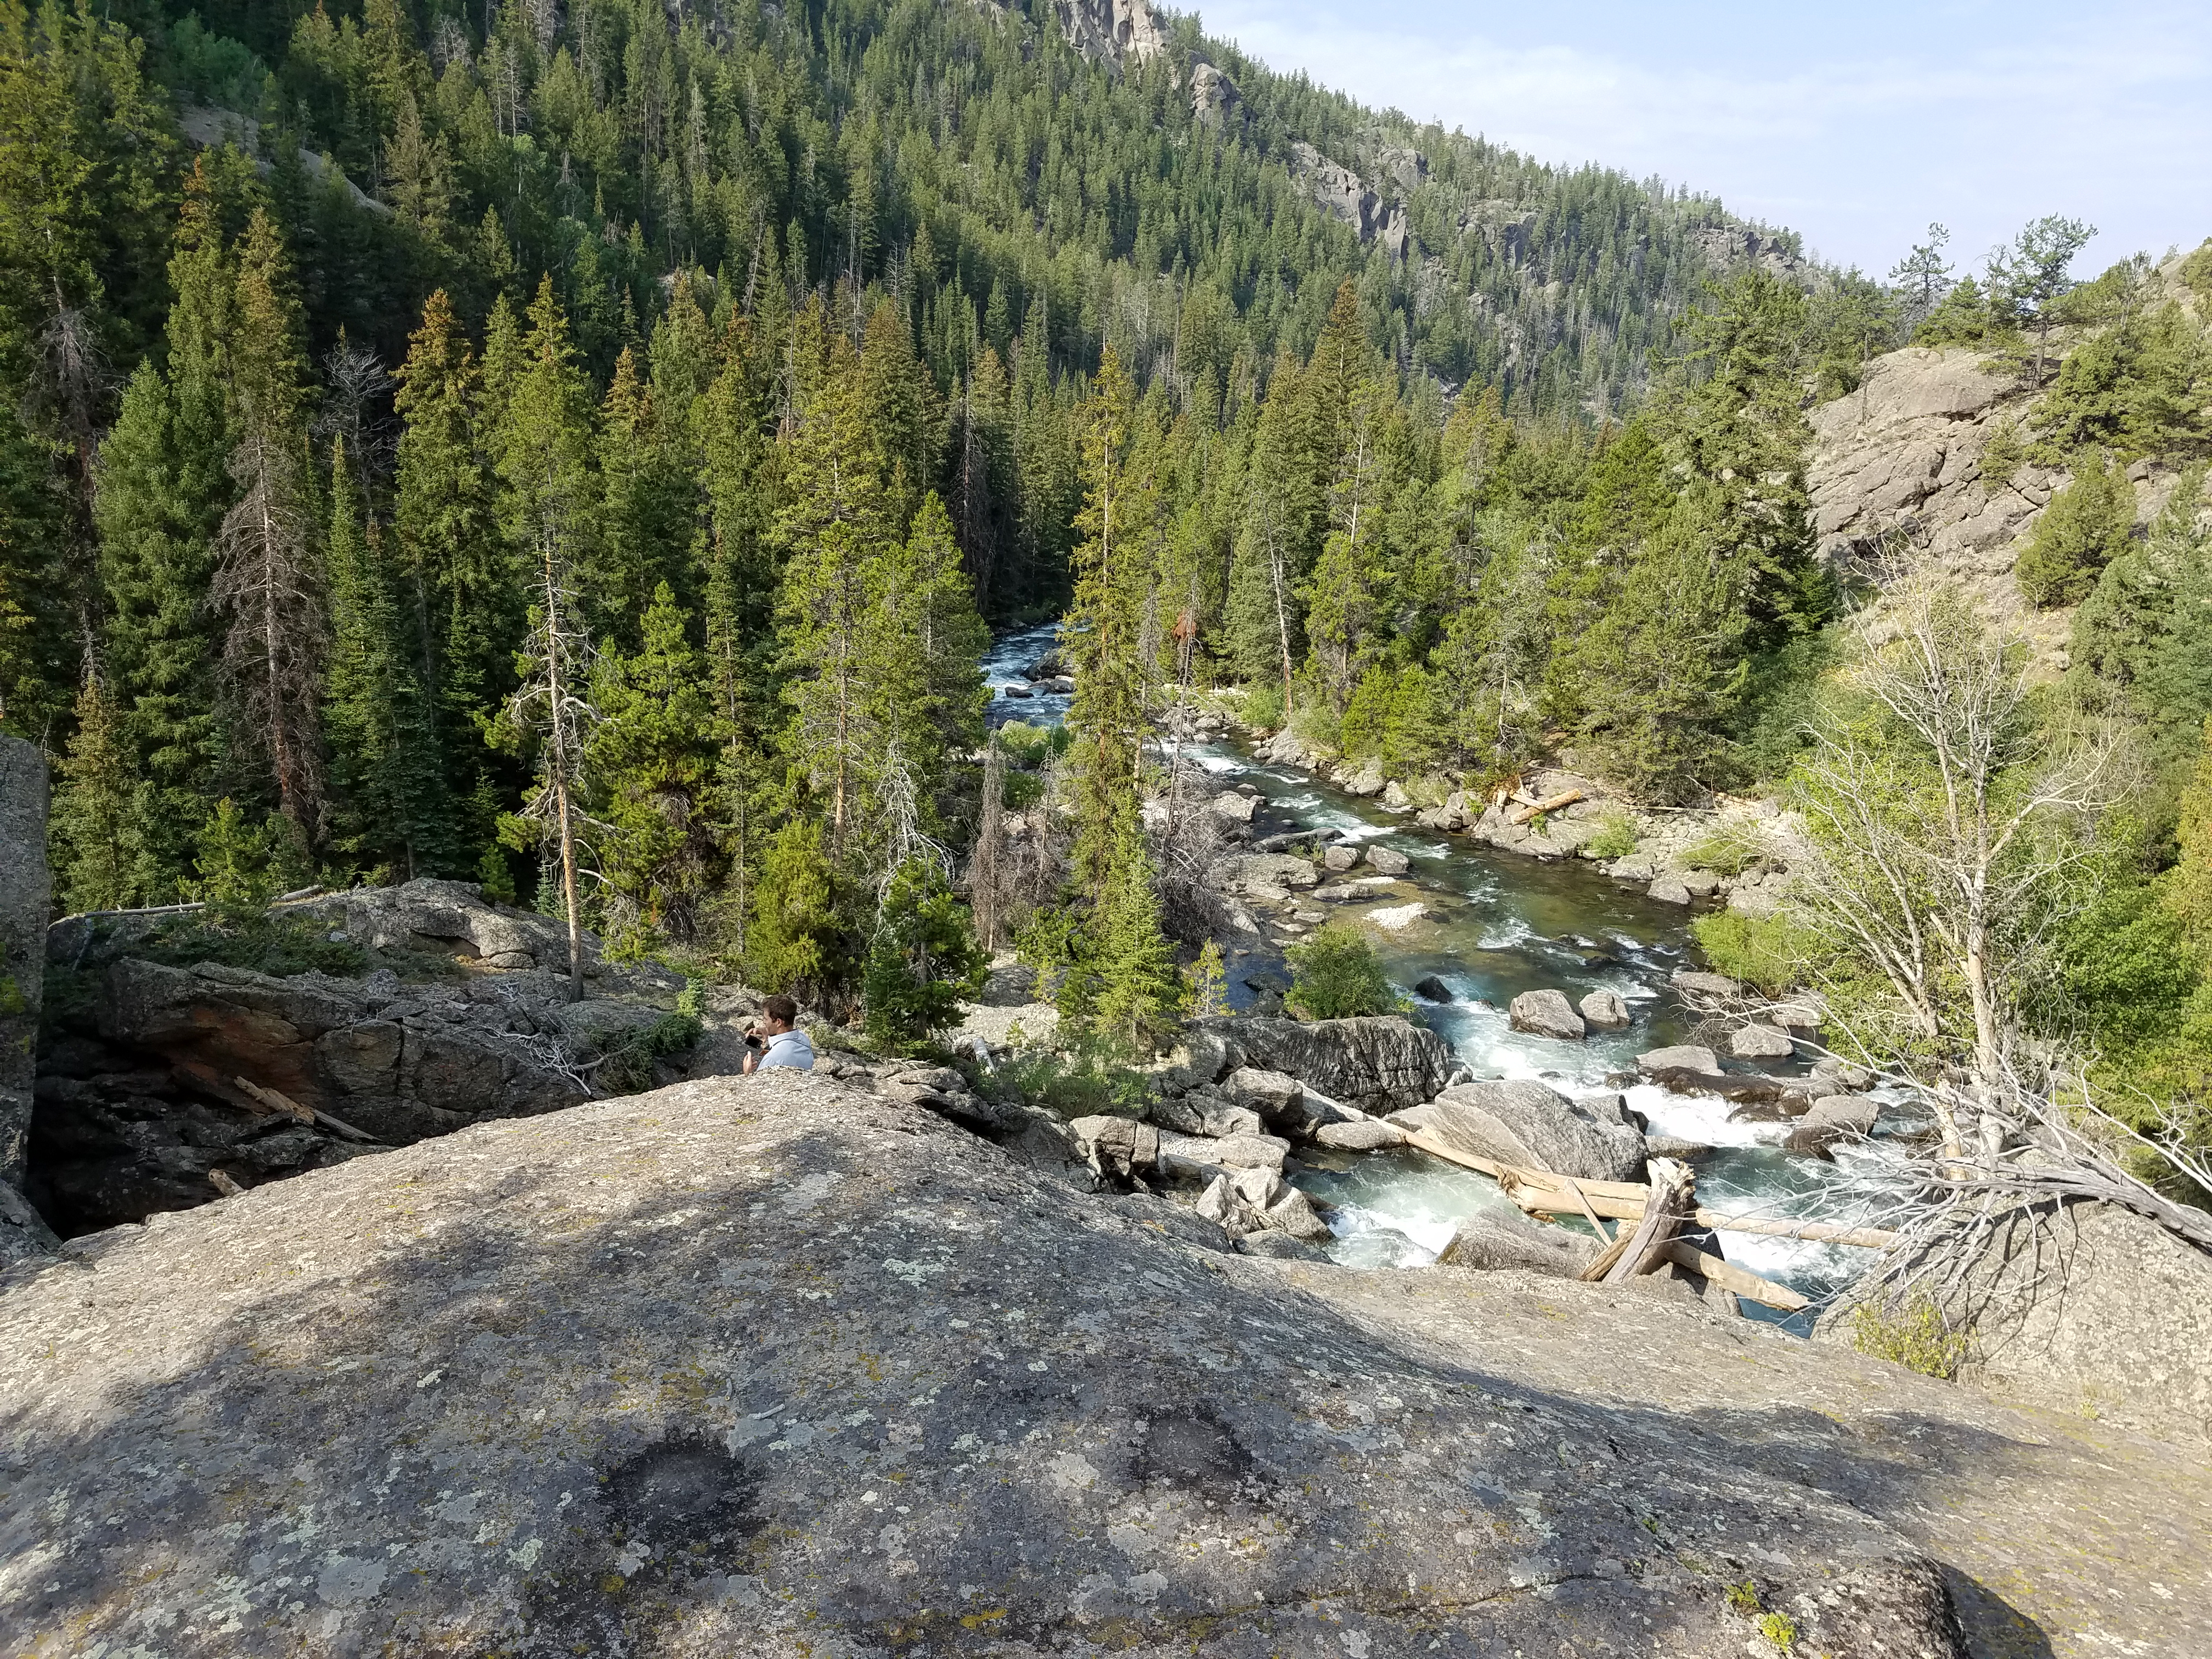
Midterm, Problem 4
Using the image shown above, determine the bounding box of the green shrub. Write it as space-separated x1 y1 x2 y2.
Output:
1583 812 1639 860
1690 910 1820 999
1680 820 1769 876
997 720 1070 768
596 1012 706 1093
1285 923 1407 1020
1849 1294 1968 1379
1239 681 1284 730
2017 453 2134 608
1724 1581 1762 1616
1757 1611 1798 1650
995 1032 1152 1119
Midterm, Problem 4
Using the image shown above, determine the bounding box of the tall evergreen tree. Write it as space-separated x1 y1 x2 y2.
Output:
323 435 448 875
492 277 599 997
212 206 325 834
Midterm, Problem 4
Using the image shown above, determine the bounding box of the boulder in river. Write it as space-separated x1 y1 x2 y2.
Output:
1729 1022 1797 1059
1648 877 1692 905
1579 988 1632 1029
1365 901 1427 930
1413 974 1454 1003
1212 1014 1450 1112
1209 789 1258 824
1508 989 1585 1041
1784 1094 1881 1156
1637 1044 1783 1102
1673 968 1745 1000
1321 843 1360 872
1342 759 1386 796
1440 1210 1600 1277
1364 843 1410 876
1312 1117 1408 1150
1412 1079 1649 1183
12 1070 2205 1655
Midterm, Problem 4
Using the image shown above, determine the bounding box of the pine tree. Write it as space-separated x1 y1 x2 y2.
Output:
2018 452 2134 607
93 162 237 898
748 814 845 1005
862 854 987 1049
1090 818 1184 1047
587 581 721 946
774 323 893 850
866 490 989 808
492 278 600 997
1063 345 1158 909
323 436 448 876
393 287 507 835
49 659 133 911
213 207 325 835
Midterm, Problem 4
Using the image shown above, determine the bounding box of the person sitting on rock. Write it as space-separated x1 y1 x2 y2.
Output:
741 995 815 1074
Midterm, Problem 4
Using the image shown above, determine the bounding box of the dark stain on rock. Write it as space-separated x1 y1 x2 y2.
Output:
602 1434 767 1550
1133 1406 1268 1505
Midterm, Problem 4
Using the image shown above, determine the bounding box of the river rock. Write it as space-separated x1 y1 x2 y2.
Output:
1439 1211 1600 1277
1364 844 1410 876
12 1070 2207 1655
1260 1183 1334 1241
1 736 51 1262
1207 851 1320 900
1222 1065 1301 1115
1508 989 1585 1041
1647 876 1692 905
998 681 1032 698
1342 759 1386 796
1202 1131 1291 1172
1365 902 1426 930
1636 1044 1783 1102
1070 1114 1160 1182
1210 1014 1450 1111
1774 1000 1825 1031
1413 974 1454 1003
1729 1022 1797 1059
1197 1098 1265 1139
1672 968 1744 1000
1321 843 1359 871
1782 1094 1881 1156
1312 1117 1408 1150
1154 1024 1244 1091
1579 988 1631 1029
1209 789 1258 824
1420 1080 1649 1183
1380 780 1412 810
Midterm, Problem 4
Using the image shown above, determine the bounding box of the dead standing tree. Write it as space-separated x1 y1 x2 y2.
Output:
1785 580 2126 1164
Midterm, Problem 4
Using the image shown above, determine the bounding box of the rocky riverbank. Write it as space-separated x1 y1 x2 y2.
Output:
6 1069 2208 1657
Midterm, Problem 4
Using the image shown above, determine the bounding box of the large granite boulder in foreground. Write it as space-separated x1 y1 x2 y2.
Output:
6 1074 2209 1656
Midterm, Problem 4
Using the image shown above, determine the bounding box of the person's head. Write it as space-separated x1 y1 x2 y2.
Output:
761 994 798 1034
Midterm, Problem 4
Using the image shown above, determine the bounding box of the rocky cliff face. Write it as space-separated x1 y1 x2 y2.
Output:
8 1071 2208 1655
1808 345 2187 670
27 880 697 1235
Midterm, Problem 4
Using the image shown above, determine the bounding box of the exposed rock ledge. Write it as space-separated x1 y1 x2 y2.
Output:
5 1073 2207 1656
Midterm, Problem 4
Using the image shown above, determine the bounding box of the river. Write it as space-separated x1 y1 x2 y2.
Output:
981 625 1901 1328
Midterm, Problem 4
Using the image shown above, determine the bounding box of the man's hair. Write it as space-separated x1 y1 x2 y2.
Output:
762 994 799 1025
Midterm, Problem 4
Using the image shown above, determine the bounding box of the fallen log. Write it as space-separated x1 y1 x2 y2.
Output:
1602 1157 1691 1284
232 1074 378 1144
1507 788 1584 827
1503 1183 1900 1249
1661 1241 1810 1313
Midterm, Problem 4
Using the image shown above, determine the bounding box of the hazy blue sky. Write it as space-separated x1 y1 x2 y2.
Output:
1192 0 2212 280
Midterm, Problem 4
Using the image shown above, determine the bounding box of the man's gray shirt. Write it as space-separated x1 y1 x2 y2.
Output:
755 1029 816 1072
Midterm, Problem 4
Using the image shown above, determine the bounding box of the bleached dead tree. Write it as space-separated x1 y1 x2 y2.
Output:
216 426 326 834
1785 580 2128 1163
505 525 598 1001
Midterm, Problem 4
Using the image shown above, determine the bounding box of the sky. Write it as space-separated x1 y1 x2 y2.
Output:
1190 0 2212 281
